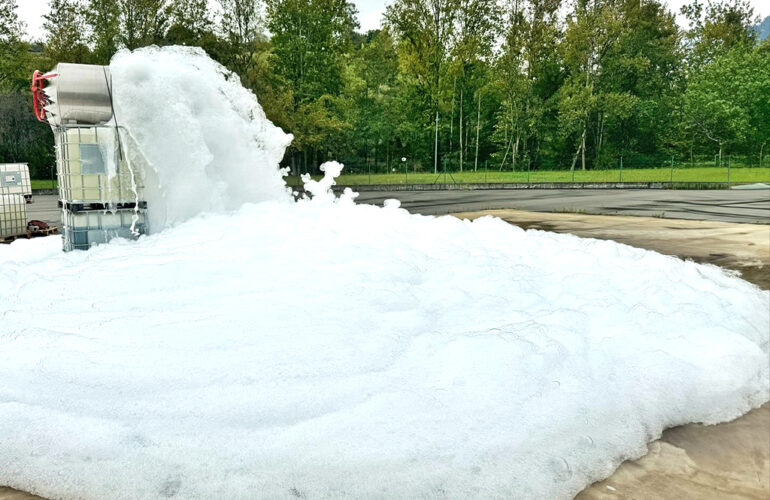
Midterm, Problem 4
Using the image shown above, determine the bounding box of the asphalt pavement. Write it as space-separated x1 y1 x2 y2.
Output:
25 187 770 227
356 187 770 224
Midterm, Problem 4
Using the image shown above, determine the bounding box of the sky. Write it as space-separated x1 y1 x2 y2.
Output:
15 0 770 41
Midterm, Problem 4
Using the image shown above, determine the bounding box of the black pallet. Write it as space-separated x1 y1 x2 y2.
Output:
58 201 147 212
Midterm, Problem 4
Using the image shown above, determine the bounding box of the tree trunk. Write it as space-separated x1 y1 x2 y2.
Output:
597 113 604 158
760 141 766 167
474 91 481 172
581 126 587 171
513 129 520 172
571 140 581 171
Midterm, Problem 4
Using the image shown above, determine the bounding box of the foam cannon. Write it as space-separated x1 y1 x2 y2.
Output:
32 64 148 252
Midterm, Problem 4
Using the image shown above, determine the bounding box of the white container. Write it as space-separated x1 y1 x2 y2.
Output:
0 194 27 239
54 126 145 204
62 209 146 251
0 163 32 199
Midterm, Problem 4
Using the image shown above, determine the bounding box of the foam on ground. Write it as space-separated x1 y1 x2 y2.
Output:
0 47 768 499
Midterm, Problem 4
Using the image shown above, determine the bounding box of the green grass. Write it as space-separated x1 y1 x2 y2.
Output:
32 179 58 189
288 166 770 185
35 166 770 190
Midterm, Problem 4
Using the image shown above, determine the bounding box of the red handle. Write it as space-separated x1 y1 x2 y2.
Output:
31 70 57 123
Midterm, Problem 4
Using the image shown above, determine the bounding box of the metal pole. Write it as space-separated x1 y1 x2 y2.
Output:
484 160 487 183
670 156 674 183
728 155 731 185
619 156 623 183
405 160 408 184
368 162 371 184
527 158 530 184
434 111 439 175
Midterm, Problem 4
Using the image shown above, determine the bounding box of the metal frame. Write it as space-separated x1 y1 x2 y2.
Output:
0 194 26 239
54 124 144 204
54 123 148 250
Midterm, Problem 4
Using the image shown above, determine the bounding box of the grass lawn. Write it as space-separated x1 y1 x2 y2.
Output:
32 179 58 189
289 166 770 186
36 167 770 190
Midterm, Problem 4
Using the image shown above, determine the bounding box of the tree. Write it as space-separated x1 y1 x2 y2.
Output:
385 0 459 173
119 0 169 50
266 0 358 102
685 42 770 162
218 0 264 73
449 0 499 171
559 0 628 170
595 0 682 158
265 0 358 170
492 0 562 172
342 29 400 171
43 0 91 64
0 0 29 90
170 0 210 35
681 0 758 66
85 0 121 64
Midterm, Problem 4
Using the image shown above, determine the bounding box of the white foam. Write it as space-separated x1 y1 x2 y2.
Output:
109 46 293 231
0 47 768 499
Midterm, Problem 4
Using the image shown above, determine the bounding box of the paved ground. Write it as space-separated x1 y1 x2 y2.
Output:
357 187 770 224
27 188 770 228
23 196 60 228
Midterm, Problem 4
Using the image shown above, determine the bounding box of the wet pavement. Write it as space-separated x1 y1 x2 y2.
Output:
357 187 770 224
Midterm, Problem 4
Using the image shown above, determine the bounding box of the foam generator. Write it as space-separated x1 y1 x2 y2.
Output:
31 64 148 251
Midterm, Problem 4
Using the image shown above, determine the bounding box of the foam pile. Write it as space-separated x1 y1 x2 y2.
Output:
0 47 768 499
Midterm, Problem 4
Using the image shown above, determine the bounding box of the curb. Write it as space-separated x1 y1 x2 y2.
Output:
331 182 732 192
34 182 737 197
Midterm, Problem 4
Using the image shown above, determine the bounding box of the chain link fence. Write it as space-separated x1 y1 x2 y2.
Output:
284 153 769 187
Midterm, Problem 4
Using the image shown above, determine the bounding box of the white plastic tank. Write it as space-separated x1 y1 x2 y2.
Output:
54 126 145 204
62 209 146 251
0 163 32 200
0 194 27 239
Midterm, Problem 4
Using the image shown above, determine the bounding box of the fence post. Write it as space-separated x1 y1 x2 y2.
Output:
368 163 371 184
619 156 623 183
527 159 531 184
728 155 731 185
670 156 674 183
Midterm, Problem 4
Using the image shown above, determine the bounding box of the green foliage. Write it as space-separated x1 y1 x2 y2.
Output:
85 0 121 64
0 0 29 90
685 41 770 160
3 0 770 181
43 0 91 64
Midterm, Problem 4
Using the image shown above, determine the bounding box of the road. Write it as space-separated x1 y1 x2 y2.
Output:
356 187 770 224
26 187 770 227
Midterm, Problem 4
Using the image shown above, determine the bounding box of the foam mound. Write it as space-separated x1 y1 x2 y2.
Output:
0 46 768 499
